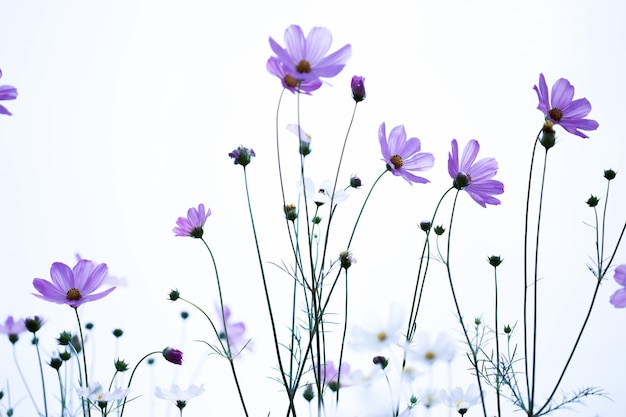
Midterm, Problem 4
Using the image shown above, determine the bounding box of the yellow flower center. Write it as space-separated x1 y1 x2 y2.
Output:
296 60 312 73
66 288 82 301
549 108 563 122
377 331 387 342
425 351 436 360
390 155 403 169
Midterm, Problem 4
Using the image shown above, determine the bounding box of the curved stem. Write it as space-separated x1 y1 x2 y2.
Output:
346 170 388 249
119 351 160 417
444 190 488 417
74 308 91 417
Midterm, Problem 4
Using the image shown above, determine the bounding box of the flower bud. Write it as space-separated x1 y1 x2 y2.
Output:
349 175 362 188
162 347 183 365
112 329 123 338
540 121 556 150
25 316 44 333
302 384 315 402
604 169 617 180
115 359 129 372
504 324 512 334
59 351 72 361
339 250 356 269
283 204 298 221
586 195 600 207
312 216 321 225
434 225 446 236
180 311 189 320
474 317 481 326
49 357 63 370
57 331 72 346
351 76 366 102
372 355 389 370
85 323 94 330
488 256 503 267
419 221 431 232
168 289 180 301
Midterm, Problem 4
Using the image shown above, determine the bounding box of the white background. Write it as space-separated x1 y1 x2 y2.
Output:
1 1 625 416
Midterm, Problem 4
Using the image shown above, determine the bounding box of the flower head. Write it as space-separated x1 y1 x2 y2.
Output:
350 305 404 352
406 331 457 365
448 139 504 207
78 383 129 411
0 69 18 116
155 384 204 411
268 25 351 93
378 123 434 185
351 75 366 102
0 316 27 344
303 178 349 206
533 73 599 138
33 260 116 308
609 264 626 308
315 361 352 391
228 146 256 167
440 384 481 415
217 304 249 355
287 124 312 156
162 347 183 365
173 203 211 238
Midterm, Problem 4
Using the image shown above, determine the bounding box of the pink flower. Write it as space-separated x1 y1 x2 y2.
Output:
33 260 116 308
0 69 18 116
173 204 211 238
609 264 626 308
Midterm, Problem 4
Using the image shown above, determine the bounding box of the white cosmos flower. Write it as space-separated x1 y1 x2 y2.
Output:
77 383 129 405
303 178 349 206
406 331 457 365
155 384 204 402
350 305 404 352
440 384 481 414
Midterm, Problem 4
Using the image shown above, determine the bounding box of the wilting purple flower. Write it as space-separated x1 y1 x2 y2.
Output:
448 139 504 207
609 264 626 308
351 76 366 102
268 25 351 92
33 260 116 308
228 146 256 167
315 361 353 391
0 69 18 116
533 73 599 138
162 347 183 365
217 304 249 355
173 204 211 238
378 123 434 185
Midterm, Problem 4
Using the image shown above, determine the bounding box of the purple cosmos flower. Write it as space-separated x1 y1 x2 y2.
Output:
378 123 434 185
0 316 27 344
217 304 249 355
0 69 18 116
448 139 504 207
162 347 183 365
33 260 116 308
533 73 599 139
173 203 211 238
268 25 351 92
351 75 366 102
315 361 353 391
609 264 626 308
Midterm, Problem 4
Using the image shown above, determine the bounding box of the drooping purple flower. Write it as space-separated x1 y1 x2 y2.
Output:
162 347 183 365
268 25 351 92
378 122 434 185
173 204 211 238
448 139 504 207
533 73 599 139
609 264 626 308
32 260 116 308
0 69 18 116
0 316 27 344
351 75 366 102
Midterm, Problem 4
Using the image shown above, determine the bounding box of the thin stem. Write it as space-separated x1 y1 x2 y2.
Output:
55 369 67 417
119 351 160 417
241 165 295 416
32 335 49 417
12 344 43 416
444 190 488 417
346 170 388 249
335 270 349 404
74 308 91 417
493 265 502 417
530 150 550 414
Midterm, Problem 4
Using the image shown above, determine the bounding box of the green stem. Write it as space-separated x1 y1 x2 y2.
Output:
119 351 160 417
74 308 91 417
12 344 42 416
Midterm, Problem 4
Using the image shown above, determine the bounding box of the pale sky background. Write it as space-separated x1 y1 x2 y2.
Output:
1 1 625 417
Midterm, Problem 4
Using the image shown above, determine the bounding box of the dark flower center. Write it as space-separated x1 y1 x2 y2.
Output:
549 108 563 122
453 172 471 189
190 227 204 239
296 60 311 73
283 74 298 88
390 155 403 169
66 288 82 301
